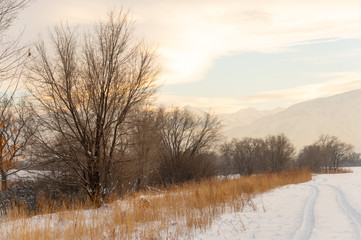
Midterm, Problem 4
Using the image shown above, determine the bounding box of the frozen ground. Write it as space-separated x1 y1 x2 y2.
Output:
195 167 361 240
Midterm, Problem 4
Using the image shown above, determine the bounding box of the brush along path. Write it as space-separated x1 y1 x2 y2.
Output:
0 169 311 240
195 167 361 240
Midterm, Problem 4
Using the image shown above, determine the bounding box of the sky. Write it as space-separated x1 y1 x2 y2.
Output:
9 0 361 113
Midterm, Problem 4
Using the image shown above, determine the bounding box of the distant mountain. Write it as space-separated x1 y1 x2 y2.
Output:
218 107 283 130
223 89 361 152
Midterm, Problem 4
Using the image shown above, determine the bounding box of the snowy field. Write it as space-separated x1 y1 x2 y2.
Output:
195 167 361 240
2 168 361 239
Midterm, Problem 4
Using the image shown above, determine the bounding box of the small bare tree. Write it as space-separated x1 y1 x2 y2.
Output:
296 135 354 172
0 97 35 190
28 11 160 203
315 134 354 171
296 144 324 172
263 134 295 173
0 0 33 190
221 137 264 176
158 108 221 184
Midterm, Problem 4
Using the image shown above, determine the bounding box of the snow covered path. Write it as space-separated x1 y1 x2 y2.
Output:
195 167 361 240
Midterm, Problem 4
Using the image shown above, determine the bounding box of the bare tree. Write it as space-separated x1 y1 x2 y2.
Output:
27 11 160 203
263 134 295 173
315 134 354 171
0 0 30 32
221 137 264 175
122 108 164 190
344 152 361 166
158 107 221 184
0 0 32 190
0 96 35 190
0 0 31 95
296 144 324 172
296 135 355 172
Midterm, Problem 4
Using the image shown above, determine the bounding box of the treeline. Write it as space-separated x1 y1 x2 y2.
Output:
221 134 358 176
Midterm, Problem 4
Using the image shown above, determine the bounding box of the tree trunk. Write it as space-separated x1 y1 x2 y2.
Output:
0 169 7 191
87 156 101 206
89 172 101 206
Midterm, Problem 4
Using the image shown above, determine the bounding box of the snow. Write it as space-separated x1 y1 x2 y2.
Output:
219 107 284 131
6 170 49 181
194 167 361 240
2 168 361 239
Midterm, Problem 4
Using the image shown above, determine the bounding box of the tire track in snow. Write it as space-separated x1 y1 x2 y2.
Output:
325 184 361 239
293 184 318 240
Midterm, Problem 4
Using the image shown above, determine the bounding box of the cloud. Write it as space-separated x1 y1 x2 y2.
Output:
18 0 361 85
14 0 361 85
129 0 361 85
236 71 361 104
157 71 361 113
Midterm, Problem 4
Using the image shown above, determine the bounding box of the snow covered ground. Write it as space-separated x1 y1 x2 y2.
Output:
2 168 360 239
195 167 361 240
6 170 49 181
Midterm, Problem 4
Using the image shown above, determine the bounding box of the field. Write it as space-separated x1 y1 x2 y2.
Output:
0 169 311 239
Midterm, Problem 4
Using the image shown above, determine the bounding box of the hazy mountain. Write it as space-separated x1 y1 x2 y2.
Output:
181 106 283 129
224 89 361 152
219 107 284 130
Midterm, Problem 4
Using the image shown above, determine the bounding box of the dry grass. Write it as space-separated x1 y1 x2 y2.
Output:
0 168 311 240
316 168 353 174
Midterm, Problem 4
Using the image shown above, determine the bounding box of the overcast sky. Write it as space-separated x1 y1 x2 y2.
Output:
11 0 361 113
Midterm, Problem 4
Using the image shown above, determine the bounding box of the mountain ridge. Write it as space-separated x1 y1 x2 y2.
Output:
223 89 361 152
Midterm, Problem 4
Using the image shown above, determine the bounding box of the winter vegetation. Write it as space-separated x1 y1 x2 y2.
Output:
0 1 360 239
0 168 311 239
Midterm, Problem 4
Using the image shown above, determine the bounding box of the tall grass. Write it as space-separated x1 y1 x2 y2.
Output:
0 168 311 239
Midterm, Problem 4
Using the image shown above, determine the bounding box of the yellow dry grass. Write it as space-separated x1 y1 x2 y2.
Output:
317 168 353 174
0 168 311 240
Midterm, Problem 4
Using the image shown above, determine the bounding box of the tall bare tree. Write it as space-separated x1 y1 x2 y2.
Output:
28 11 160 203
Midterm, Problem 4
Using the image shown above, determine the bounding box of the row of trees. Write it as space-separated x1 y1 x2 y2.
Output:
296 135 356 172
127 107 221 188
221 134 295 175
221 134 357 176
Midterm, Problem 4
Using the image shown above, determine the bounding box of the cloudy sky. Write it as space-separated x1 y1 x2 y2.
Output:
11 0 361 113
